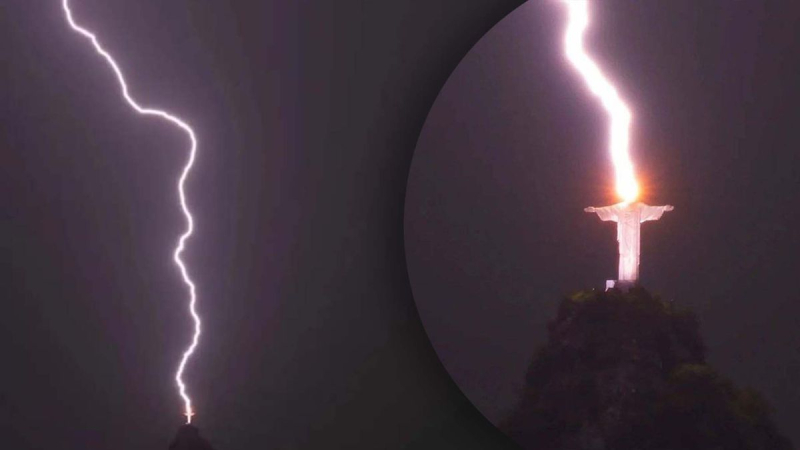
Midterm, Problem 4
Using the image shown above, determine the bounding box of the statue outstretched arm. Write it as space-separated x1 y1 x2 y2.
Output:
640 204 674 222
585 205 618 222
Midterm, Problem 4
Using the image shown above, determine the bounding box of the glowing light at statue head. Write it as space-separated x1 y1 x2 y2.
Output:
61 0 202 424
560 0 639 202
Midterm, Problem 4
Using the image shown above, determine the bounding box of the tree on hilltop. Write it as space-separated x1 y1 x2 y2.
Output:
503 287 793 450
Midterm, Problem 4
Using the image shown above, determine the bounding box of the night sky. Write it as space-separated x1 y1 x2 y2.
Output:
406 0 800 444
2 0 798 449
3 1 527 448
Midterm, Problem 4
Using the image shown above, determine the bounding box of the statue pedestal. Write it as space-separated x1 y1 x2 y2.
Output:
606 280 635 291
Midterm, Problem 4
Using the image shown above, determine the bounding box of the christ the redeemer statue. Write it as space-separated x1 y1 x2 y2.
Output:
585 202 673 287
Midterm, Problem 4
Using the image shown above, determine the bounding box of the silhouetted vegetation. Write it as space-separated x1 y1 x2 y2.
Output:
169 424 215 450
503 287 793 450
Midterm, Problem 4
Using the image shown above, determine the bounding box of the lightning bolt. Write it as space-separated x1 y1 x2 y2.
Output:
62 0 202 423
559 0 639 203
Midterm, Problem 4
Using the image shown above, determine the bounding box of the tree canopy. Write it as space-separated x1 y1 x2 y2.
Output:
503 287 793 450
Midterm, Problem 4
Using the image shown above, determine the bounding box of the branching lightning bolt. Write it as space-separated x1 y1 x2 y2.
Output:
62 0 201 424
559 0 639 203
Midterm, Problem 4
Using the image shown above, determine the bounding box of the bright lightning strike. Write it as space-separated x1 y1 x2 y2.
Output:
560 0 639 203
62 0 202 424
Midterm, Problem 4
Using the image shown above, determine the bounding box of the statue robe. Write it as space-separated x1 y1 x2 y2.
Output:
591 202 670 282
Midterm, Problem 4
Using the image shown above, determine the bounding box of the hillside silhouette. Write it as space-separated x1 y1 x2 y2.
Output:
503 287 793 450
169 424 215 450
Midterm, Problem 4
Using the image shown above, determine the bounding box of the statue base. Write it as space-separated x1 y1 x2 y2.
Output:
606 280 635 291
